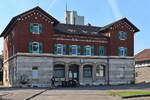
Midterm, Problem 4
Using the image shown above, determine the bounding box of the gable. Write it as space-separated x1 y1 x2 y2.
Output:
0 6 59 37
100 18 140 33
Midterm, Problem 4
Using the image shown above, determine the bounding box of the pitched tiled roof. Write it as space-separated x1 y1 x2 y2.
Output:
0 7 140 38
135 49 150 61
54 23 102 36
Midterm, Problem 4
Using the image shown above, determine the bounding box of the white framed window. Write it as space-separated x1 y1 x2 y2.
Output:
32 42 39 53
33 24 40 33
85 46 91 56
118 31 127 40
30 23 42 34
32 67 38 79
57 44 63 55
71 45 78 56
118 47 127 56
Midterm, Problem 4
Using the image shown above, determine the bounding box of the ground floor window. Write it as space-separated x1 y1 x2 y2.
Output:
96 65 105 77
54 64 65 78
32 67 38 79
83 65 92 78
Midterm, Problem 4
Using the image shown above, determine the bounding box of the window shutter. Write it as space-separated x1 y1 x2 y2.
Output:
39 24 42 33
77 45 81 55
54 44 57 55
125 48 128 56
118 47 121 56
30 23 34 33
63 44 66 55
84 46 86 55
39 42 43 53
124 32 127 40
91 46 94 56
29 42 32 53
69 45 72 55
118 32 121 40
99 46 104 56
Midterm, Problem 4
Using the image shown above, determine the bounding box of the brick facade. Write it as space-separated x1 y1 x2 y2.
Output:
1 6 139 87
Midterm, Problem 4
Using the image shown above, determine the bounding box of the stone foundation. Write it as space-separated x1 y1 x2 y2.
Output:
3 53 135 87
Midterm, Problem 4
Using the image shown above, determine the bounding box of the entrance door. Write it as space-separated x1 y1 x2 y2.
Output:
68 64 79 82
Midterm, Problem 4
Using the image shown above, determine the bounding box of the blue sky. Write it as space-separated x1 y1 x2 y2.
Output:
0 0 149 55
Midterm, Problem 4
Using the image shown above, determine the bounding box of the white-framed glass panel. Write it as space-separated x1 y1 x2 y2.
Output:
32 42 39 53
118 31 127 40
32 67 38 79
57 44 63 55
54 65 65 78
120 47 126 56
96 65 105 77
86 46 91 56
72 45 78 55
33 24 40 33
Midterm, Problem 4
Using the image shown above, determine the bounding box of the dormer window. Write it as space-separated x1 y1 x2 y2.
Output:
30 23 42 34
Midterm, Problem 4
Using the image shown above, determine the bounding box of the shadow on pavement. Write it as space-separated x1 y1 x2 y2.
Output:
1 82 150 91
50 82 150 91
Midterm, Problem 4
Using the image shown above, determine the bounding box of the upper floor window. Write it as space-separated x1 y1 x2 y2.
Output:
54 44 66 55
118 47 128 56
99 46 105 56
118 31 127 40
84 45 94 56
69 45 80 56
30 23 42 34
72 45 78 55
32 42 39 53
29 42 43 53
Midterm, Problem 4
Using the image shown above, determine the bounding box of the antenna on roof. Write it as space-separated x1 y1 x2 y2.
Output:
66 0 68 11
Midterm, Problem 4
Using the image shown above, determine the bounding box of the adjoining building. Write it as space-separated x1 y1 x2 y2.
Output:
135 49 150 83
0 58 3 82
135 49 150 67
64 10 84 25
0 6 139 87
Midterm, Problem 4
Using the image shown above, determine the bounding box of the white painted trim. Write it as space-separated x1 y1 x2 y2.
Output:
16 53 133 59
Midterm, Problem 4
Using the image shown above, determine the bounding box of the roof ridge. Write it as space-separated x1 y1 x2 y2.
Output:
58 23 101 28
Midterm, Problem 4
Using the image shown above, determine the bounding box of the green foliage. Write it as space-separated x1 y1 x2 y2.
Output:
108 91 150 97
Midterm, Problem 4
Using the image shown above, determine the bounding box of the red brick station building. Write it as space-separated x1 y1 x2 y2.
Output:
0 7 139 87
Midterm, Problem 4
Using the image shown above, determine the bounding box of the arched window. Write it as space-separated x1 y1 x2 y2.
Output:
54 64 65 78
96 65 105 77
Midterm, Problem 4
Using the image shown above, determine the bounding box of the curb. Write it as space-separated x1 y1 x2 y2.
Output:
25 89 47 100
122 95 150 99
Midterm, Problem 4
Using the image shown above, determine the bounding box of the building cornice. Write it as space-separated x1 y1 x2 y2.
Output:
3 53 134 63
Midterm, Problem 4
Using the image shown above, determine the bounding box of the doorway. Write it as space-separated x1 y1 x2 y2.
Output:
68 64 79 82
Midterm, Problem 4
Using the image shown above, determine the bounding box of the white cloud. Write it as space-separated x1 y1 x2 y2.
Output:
47 0 58 11
107 0 123 20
